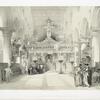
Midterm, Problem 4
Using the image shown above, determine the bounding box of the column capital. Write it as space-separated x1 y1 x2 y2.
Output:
0 27 15 35
91 27 100 37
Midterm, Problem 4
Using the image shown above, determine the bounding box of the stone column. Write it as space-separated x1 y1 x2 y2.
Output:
74 46 78 66
3 30 12 66
78 41 82 65
0 31 3 62
92 30 100 66
0 27 14 67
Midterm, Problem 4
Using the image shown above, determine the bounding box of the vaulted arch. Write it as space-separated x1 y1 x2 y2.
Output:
80 17 89 36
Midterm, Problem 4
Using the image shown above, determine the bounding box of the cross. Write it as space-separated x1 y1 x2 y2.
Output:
44 18 57 39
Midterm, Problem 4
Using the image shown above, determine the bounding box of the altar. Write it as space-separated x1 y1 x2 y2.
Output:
27 18 74 71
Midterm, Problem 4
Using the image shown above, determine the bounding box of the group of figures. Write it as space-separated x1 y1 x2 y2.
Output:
0 67 13 83
74 60 92 87
27 63 49 75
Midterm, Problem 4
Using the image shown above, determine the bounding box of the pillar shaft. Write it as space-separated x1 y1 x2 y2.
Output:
92 32 100 66
3 31 12 66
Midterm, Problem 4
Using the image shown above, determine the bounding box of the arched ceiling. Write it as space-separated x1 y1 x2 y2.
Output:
0 6 96 43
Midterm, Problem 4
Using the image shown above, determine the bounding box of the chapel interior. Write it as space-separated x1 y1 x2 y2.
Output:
0 6 100 89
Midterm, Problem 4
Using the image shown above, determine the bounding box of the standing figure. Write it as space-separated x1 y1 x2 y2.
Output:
88 66 92 86
63 62 67 73
74 66 82 87
4 67 13 82
83 64 90 87
28 65 33 75
25 65 28 74
54 62 56 71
